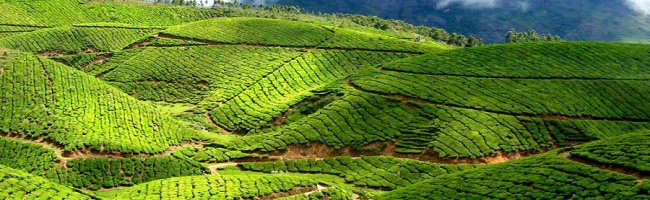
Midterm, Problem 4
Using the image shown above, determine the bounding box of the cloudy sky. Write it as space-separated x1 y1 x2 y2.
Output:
436 0 650 15
626 0 650 14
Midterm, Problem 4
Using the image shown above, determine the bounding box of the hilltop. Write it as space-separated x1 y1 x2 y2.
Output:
0 0 649 199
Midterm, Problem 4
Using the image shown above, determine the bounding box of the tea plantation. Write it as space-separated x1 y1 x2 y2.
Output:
0 0 649 199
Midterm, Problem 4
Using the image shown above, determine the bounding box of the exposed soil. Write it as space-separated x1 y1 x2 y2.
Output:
81 54 113 69
62 141 204 159
125 36 154 49
255 185 323 200
208 163 238 174
261 141 554 164
38 47 103 57
0 132 204 163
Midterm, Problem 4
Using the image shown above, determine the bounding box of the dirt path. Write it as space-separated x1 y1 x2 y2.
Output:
257 142 559 165
208 163 239 174
0 133 203 164
255 185 325 200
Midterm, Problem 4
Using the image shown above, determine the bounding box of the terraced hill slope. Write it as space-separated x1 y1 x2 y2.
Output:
0 0 649 199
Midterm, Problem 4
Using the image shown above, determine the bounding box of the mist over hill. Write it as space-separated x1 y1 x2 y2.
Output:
274 0 650 43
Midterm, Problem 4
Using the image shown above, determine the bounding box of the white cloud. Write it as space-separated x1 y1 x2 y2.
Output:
436 0 501 9
626 0 650 15
516 1 530 11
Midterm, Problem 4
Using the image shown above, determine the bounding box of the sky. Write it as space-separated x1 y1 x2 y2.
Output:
437 0 650 15
145 0 650 15
626 0 650 14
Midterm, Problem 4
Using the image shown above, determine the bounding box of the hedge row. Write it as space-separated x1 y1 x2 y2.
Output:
239 156 476 190
209 50 408 132
382 42 650 79
93 45 303 104
114 174 320 200
0 137 58 175
0 25 158 53
378 153 650 199
0 52 203 153
163 17 332 47
172 147 266 163
352 69 650 120
572 131 650 173
46 155 208 191
0 164 91 199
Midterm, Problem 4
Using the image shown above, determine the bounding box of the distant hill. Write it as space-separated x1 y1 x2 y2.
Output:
275 0 650 43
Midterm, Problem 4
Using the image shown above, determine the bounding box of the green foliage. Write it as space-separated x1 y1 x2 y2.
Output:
216 89 647 157
0 0 218 26
273 91 344 126
572 131 650 173
173 147 265 163
382 42 650 79
320 27 440 52
92 45 304 103
51 53 110 69
352 69 650 120
142 37 204 46
240 156 476 190
0 137 58 175
0 52 203 154
0 164 92 199
114 174 321 199
208 50 408 132
506 28 562 43
378 153 650 199
47 155 207 190
163 17 333 46
278 186 354 200
0 25 158 54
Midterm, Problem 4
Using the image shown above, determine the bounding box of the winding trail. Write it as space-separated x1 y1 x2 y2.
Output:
0 132 204 167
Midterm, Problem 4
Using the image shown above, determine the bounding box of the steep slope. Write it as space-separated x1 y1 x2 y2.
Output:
0 164 93 199
214 42 650 159
378 151 650 199
0 24 160 54
571 131 650 174
112 174 329 199
351 42 650 121
0 51 203 154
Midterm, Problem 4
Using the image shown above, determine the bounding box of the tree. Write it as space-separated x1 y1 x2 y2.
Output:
506 29 518 43
467 35 484 47
505 28 562 43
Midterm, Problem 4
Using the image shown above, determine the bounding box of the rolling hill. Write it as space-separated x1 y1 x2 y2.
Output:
0 0 649 199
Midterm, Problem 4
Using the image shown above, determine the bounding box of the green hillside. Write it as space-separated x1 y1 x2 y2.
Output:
378 150 650 199
0 0 649 199
0 164 94 199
